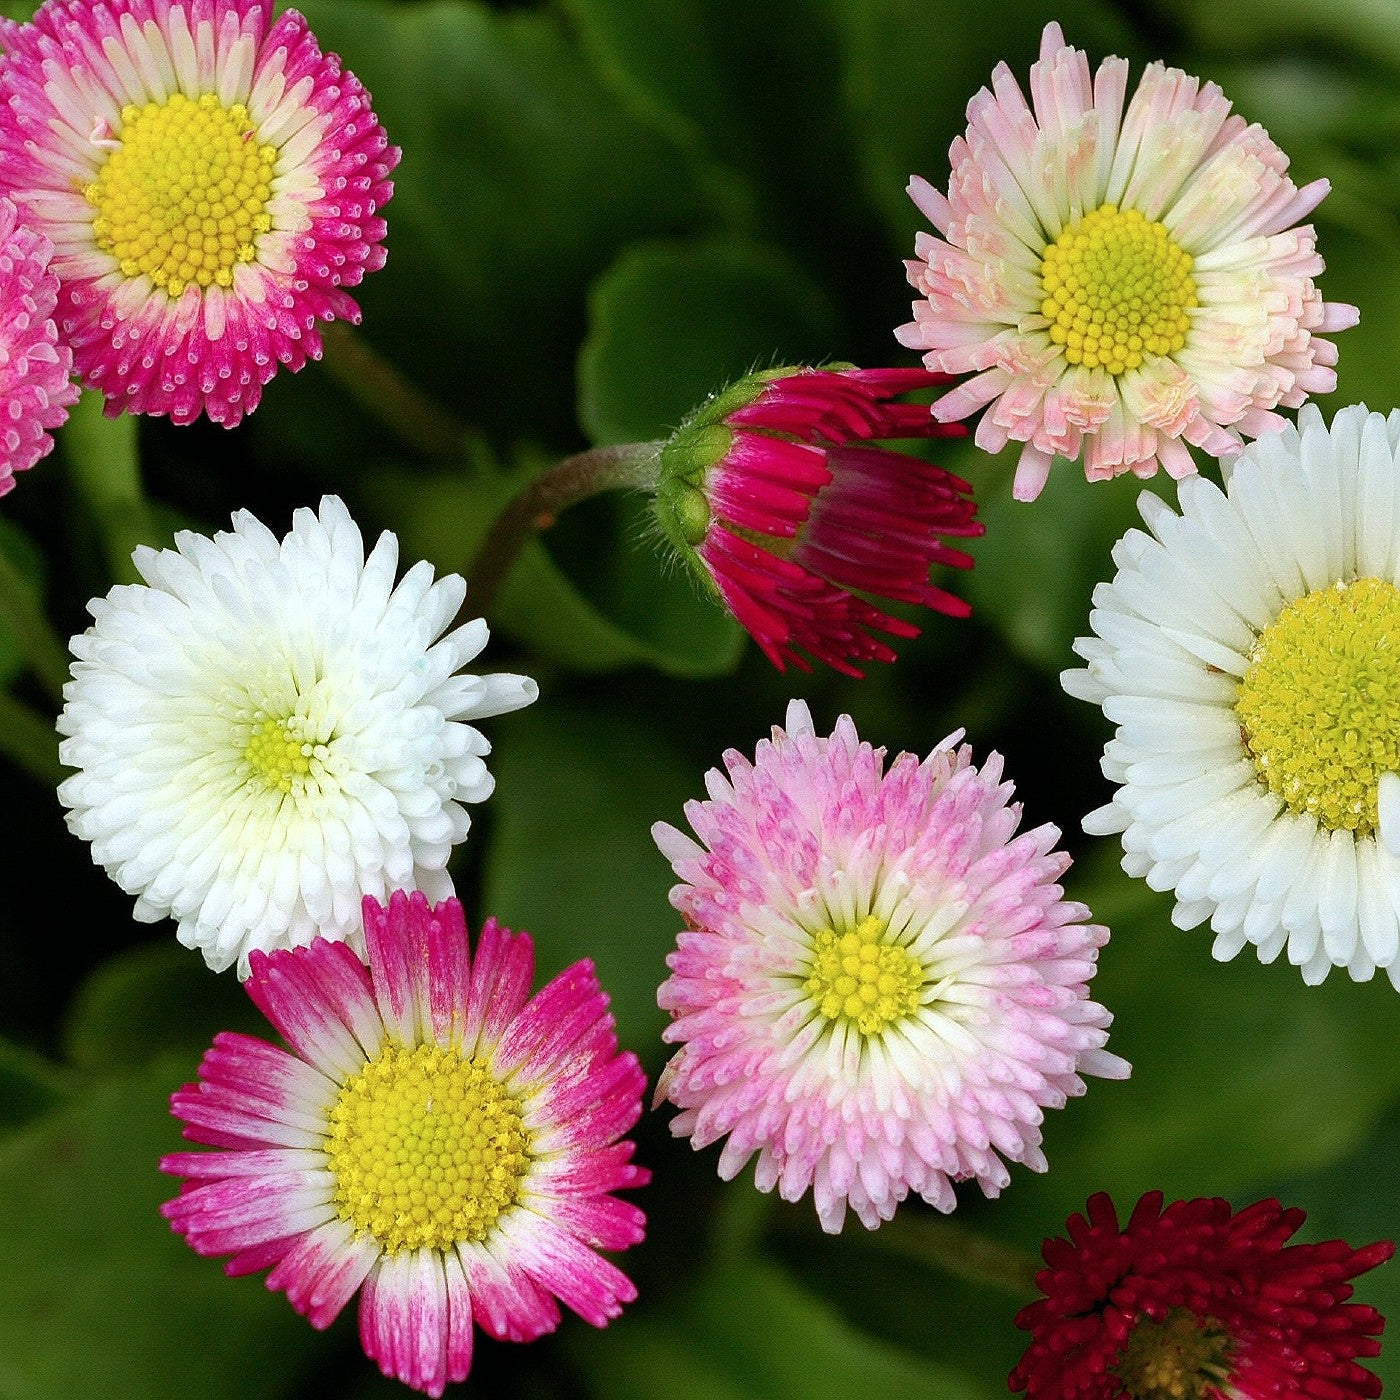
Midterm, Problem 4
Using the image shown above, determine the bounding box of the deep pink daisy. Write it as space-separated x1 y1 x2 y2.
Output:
652 701 1128 1233
652 365 981 676
0 196 77 491
1011 1192 1394 1400
0 0 398 426
162 891 649 1397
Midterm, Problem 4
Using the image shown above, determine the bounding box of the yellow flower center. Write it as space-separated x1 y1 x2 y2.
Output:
1236 577 1400 834
324 1042 532 1255
243 715 318 794
1114 1309 1233 1400
1040 204 1196 374
84 92 276 299
802 914 925 1035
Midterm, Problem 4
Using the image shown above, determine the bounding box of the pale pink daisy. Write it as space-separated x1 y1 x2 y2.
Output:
163 891 649 1398
653 700 1129 1233
0 0 397 427
0 196 78 491
897 22 1354 501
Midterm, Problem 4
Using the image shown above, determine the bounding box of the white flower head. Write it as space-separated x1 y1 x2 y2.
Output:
58 496 538 974
1063 404 1400 988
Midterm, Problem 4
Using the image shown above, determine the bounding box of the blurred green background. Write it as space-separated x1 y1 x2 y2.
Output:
2 0 1400 1394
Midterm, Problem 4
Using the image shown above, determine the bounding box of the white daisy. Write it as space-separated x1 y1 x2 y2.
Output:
1063 404 1400 988
58 496 537 974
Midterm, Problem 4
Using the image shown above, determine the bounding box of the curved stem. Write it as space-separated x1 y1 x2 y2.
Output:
467 441 663 615
850 1211 1041 1299
320 323 468 460
0 545 70 705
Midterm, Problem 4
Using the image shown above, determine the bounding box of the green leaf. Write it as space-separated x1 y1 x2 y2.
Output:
62 942 264 1076
482 699 700 1059
291 0 720 443
0 1061 326 1400
579 239 841 445
988 844 1400 1239
962 446 1179 675
0 1037 69 1134
571 1257 988 1400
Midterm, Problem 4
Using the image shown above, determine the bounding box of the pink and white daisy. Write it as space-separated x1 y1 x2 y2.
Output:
0 197 78 491
0 0 398 427
163 891 649 1398
897 23 1354 501
652 700 1129 1233
653 364 980 676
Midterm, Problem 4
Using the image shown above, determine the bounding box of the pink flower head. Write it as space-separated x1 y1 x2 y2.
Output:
652 701 1129 1233
1011 1192 1394 1400
0 0 398 427
653 364 981 676
897 23 1355 501
162 892 648 1397
0 197 78 491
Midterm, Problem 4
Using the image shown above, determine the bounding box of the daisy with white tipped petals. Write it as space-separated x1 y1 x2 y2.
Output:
654 701 1128 1233
897 22 1353 501
58 496 537 974
1064 404 1400 988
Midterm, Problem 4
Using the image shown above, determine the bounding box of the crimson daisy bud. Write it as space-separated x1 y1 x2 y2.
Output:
653 364 981 676
1010 1191 1395 1400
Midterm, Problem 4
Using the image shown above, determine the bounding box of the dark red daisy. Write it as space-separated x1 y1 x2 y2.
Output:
1010 1192 1393 1400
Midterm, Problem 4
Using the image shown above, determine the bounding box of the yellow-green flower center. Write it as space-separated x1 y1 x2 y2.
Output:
1236 577 1400 834
1040 204 1196 374
802 914 925 1035
324 1042 532 1255
85 92 276 298
1114 1309 1233 1400
243 716 317 794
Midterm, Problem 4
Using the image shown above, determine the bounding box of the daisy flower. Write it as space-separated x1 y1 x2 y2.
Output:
0 197 78 491
1064 404 1400 988
897 22 1353 501
57 496 537 974
0 0 398 426
652 700 1128 1233
653 364 980 676
163 891 649 1399
1010 1191 1393 1400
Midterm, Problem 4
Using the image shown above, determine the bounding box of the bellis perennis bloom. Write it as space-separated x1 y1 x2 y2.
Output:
898 23 1353 500
653 365 981 676
0 197 77 491
163 892 649 1399
58 496 536 974
652 701 1128 1233
1064 405 1400 988
0 0 398 426
1010 1192 1393 1400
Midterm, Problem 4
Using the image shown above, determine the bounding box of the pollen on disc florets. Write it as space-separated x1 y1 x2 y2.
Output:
324 1041 532 1255
243 715 321 795
1040 204 1197 374
1236 577 1400 834
84 91 277 298
1113 1308 1233 1400
801 913 925 1036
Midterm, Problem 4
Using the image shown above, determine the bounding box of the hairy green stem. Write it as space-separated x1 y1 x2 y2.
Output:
466 441 664 615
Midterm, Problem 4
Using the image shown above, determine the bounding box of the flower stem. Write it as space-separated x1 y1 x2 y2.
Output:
846 1211 1042 1298
61 389 159 585
0 689 64 788
319 322 468 460
0 544 70 706
467 441 664 615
